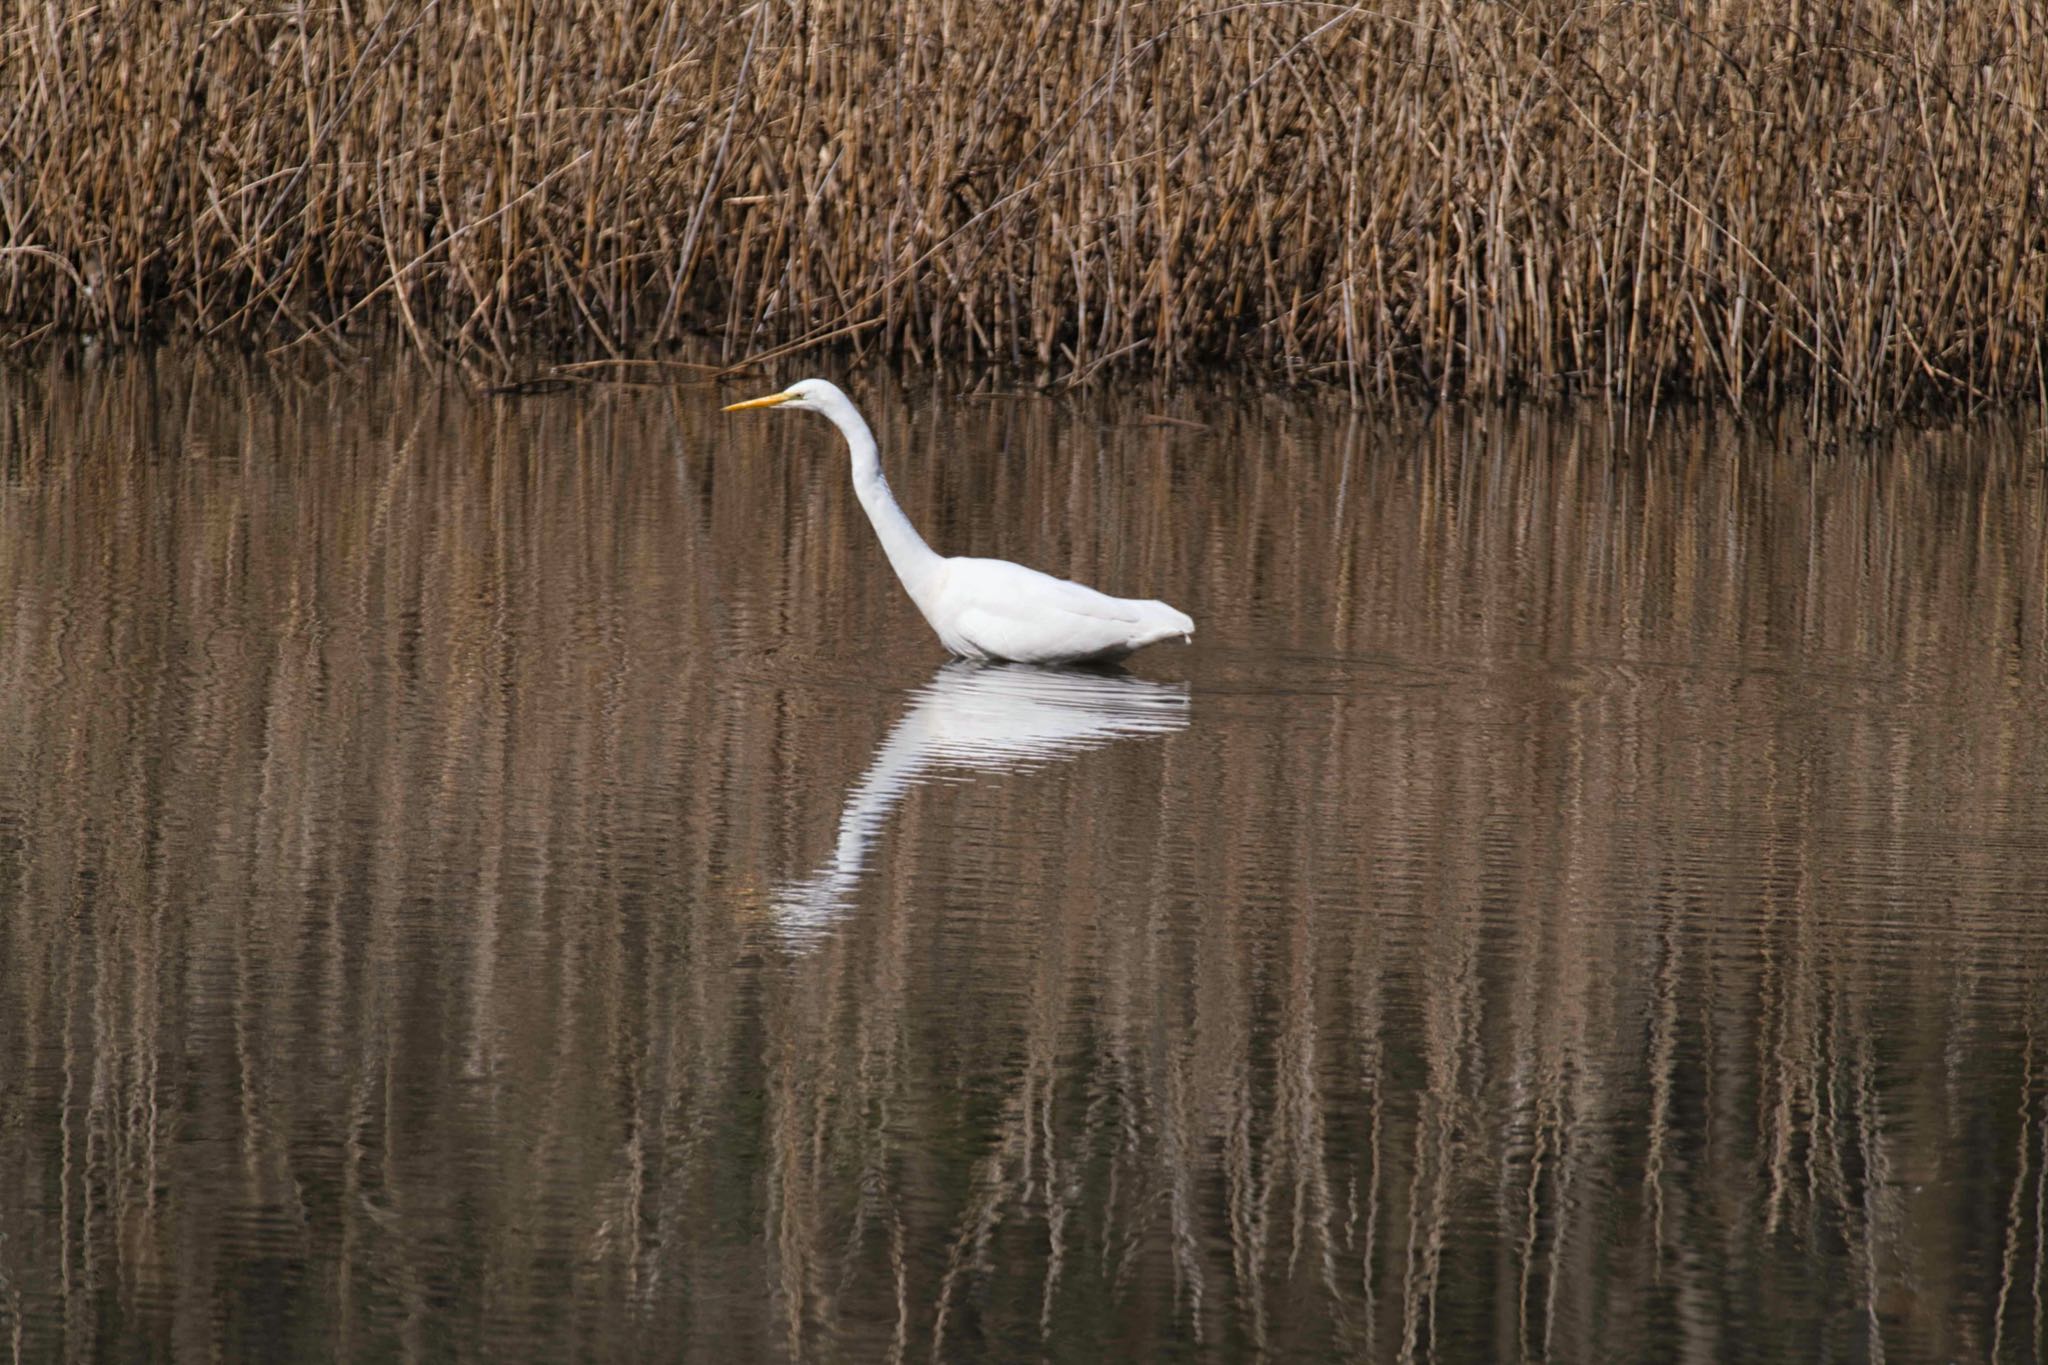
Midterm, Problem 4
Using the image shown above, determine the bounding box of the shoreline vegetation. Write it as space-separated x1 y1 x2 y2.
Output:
3 1 2045 417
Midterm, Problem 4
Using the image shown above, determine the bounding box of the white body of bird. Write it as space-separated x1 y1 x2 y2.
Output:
725 379 1194 665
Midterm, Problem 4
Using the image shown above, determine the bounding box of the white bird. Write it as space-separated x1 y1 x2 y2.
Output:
724 379 1194 665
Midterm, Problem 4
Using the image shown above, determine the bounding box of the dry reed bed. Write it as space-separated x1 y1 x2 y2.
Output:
3 0 2047 413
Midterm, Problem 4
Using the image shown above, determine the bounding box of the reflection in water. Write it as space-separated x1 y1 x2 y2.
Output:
774 664 1189 941
3 354 2048 1361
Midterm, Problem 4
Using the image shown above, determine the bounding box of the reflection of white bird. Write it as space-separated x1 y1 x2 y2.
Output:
773 662 1190 943
725 379 1194 665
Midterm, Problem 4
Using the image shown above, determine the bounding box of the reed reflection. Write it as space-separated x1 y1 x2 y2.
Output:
5 355 2048 1363
773 663 1190 941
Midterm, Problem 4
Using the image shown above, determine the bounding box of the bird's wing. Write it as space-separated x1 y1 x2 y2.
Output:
948 558 1150 623
944 558 1169 663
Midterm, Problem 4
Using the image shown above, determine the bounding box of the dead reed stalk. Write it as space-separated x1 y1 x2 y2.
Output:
3 0 2045 416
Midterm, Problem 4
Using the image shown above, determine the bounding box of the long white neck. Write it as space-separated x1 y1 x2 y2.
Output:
817 392 946 601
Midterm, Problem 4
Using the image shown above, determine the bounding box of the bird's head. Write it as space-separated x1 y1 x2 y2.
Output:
723 378 847 415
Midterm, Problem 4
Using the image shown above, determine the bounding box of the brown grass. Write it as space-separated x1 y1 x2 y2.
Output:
3 0 2047 415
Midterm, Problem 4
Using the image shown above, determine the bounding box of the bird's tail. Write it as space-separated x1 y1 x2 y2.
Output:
1138 601 1195 647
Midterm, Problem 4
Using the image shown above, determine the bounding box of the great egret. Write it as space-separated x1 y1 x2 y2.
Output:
773 661 1190 941
724 380 1194 664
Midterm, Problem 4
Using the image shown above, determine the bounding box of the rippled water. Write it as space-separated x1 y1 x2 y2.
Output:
4 354 2048 1361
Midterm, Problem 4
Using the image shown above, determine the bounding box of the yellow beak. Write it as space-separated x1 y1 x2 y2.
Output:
723 391 796 411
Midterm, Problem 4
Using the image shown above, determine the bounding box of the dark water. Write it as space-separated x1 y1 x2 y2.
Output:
4 355 2048 1362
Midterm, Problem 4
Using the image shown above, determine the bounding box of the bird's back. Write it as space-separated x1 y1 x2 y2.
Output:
929 557 1194 665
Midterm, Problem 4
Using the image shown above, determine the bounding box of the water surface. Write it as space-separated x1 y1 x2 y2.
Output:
4 356 2048 1361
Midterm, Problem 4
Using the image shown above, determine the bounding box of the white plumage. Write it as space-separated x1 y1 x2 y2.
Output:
725 379 1194 665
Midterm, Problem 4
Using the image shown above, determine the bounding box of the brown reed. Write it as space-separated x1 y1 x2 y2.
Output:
3 1 2047 414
